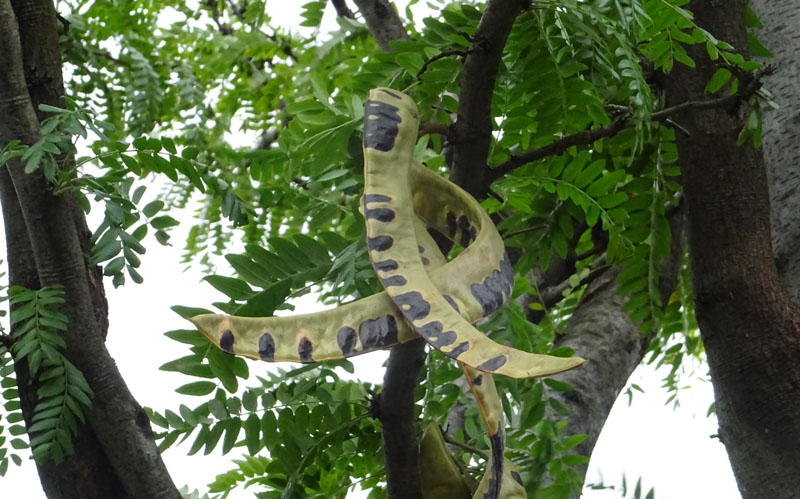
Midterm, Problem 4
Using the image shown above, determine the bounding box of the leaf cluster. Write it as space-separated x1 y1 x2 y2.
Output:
3 286 93 464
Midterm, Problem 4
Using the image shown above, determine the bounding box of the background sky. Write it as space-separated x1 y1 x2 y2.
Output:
3 1 741 497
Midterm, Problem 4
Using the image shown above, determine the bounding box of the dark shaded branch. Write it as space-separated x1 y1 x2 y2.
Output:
528 256 609 314
450 0 527 197
203 0 233 35
416 49 467 78
352 0 409 51
442 431 489 460
375 339 426 499
331 0 356 19
418 123 450 137
490 66 774 180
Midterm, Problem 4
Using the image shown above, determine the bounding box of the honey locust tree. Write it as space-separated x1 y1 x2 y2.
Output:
0 0 798 498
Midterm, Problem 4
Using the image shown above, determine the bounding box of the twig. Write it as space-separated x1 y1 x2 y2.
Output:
572 243 606 262
0 333 12 349
503 223 548 240
490 65 775 180
94 50 125 66
441 431 489 460
204 0 233 35
418 123 450 137
416 49 467 79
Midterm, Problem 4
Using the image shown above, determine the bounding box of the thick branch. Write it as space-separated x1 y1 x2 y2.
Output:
352 0 408 51
490 66 772 180
203 0 233 35
376 339 426 499
450 0 527 197
0 1 179 496
661 1 800 494
545 204 685 486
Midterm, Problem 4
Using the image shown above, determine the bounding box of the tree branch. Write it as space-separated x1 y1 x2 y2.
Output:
331 0 356 19
203 0 233 35
449 0 527 197
352 0 408 51
490 66 774 181
1 1 179 496
416 49 468 79
375 339 426 499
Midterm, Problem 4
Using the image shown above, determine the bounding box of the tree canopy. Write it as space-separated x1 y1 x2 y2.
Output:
1 0 798 498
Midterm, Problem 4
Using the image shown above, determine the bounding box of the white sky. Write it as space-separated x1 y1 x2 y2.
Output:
3 1 740 498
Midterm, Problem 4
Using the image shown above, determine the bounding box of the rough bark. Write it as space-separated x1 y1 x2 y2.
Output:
0 167 124 498
352 0 408 51
545 207 684 483
662 1 800 496
0 1 180 497
751 0 800 302
450 0 527 198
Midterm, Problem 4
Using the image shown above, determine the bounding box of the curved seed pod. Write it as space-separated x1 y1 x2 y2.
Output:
462 365 511 499
419 423 473 499
472 458 527 499
421 219 523 499
190 87 583 376
189 215 452 363
362 87 583 378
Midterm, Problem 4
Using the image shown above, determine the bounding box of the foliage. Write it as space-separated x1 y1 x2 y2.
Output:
3 286 93 464
0 0 772 496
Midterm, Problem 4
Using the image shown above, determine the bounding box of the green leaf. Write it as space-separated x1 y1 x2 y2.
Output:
203 276 254 301
142 200 165 217
221 418 242 454
705 68 731 94
176 381 217 396
544 378 573 392
160 356 214 378
104 256 126 276
151 216 180 230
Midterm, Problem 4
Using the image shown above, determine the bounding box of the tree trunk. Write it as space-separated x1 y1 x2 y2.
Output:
662 1 800 496
547 206 684 479
0 1 180 497
751 0 800 302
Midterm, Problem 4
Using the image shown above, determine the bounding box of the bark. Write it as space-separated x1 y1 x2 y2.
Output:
751 0 800 302
0 167 123 497
352 0 408 51
662 1 800 496
0 1 179 497
545 208 684 483
376 340 427 499
330 0 355 19
450 0 527 198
